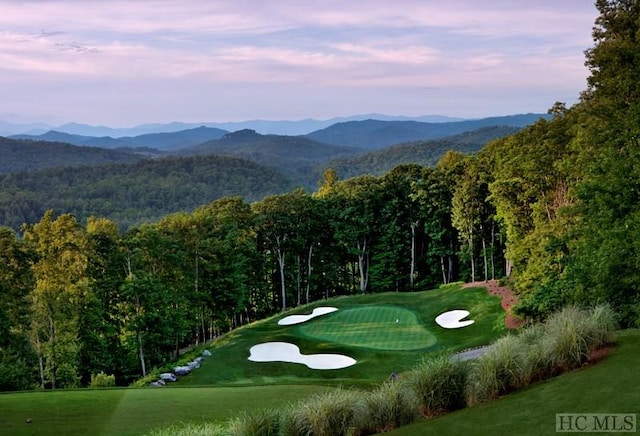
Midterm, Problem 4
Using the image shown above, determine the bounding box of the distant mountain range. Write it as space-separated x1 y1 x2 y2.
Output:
305 113 548 150
0 113 464 137
8 113 549 152
10 126 229 152
0 112 550 230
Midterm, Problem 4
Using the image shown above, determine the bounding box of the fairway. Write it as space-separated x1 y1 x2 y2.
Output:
0 385 333 436
296 305 438 350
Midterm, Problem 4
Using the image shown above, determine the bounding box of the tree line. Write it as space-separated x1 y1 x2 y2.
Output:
0 159 506 390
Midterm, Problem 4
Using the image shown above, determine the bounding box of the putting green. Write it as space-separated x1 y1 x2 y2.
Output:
296 305 437 350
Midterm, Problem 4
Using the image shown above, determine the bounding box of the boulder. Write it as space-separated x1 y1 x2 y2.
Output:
174 366 191 376
160 373 177 382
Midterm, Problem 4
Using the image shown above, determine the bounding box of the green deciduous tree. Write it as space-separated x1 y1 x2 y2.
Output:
23 211 90 389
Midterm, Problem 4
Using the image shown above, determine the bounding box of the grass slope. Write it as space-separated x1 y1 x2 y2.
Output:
176 285 505 387
388 329 640 436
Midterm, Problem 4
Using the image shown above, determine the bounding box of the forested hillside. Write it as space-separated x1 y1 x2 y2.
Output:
0 137 143 174
324 126 519 179
0 0 638 396
305 113 547 149
11 126 229 150
178 129 361 186
0 155 293 230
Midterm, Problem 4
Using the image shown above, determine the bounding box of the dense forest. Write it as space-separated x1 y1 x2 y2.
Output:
0 137 143 175
0 126 515 231
324 126 519 179
0 0 638 392
0 154 294 230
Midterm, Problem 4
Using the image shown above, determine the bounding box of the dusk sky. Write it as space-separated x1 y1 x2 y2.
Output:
1 1 598 127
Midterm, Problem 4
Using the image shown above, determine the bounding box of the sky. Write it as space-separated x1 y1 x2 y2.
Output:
0 0 599 127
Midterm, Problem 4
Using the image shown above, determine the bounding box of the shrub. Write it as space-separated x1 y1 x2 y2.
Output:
226 408 282 436
515 323 551 385
356 380 420 434
281 388 361 436
466 335 538 404
89 371 116 388
147 422 229 436
404 352 469 416
583 304 617 351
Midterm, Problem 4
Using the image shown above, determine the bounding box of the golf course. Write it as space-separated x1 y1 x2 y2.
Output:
0 283 626 435
0 283 507 435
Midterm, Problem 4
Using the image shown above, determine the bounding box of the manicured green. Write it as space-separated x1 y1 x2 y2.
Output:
0 385 333 436
387 329 640 435
296 305 437 350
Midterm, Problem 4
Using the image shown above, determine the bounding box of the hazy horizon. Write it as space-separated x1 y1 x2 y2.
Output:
2 1 597 127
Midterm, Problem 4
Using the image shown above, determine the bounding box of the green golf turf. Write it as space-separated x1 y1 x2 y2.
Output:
296 305 438 350
0 385 334 436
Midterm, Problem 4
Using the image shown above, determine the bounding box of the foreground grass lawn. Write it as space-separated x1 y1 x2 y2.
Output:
0 385 334 436
387 329 640 436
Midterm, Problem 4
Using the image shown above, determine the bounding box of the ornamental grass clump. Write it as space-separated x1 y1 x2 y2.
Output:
148 422 229 436
356 380 420 435
465 334 522 405
281 388 362 436
541 304 616 373
226 408 282 436
404 352 469 417
515 323 550 385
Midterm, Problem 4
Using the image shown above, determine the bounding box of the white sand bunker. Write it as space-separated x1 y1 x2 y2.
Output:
277 307 338 326
435 310 475 329
248 342 356 370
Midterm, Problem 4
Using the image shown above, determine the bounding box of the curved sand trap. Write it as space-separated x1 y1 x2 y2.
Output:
277 307 338 326
435 310 475 329
248 342 356 370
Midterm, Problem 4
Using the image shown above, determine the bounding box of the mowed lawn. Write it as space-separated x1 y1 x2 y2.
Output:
0 385 334 436
177 285 506 387
296 305 438 350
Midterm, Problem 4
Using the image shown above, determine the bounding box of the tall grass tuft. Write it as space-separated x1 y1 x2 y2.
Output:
515 323 550 385
356 380 420 434
147 422 229 436
404 352 469 417
226 408 282 436
541 304 616 372
281 388 362 436
583 304 617 351
465 334 521 405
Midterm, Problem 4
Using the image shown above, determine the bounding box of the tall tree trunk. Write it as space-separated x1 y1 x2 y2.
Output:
137 329 146 377
296 255 301 307
481 229 488 282
357 238 369 294
490 221 496 280
440 256 448 284
306 244 313 304
276 236 286 311
49 314 56 390
135 294 146 377
35 335 45 389
410 221 417 289
468 230 475 283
